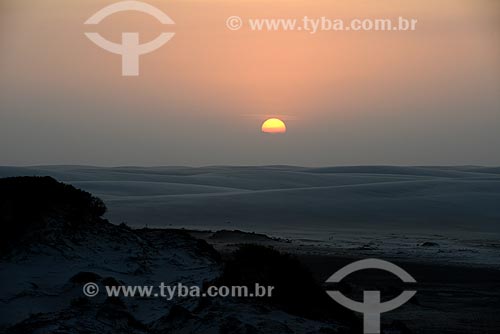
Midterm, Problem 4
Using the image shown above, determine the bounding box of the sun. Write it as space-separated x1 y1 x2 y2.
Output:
261 118 287 134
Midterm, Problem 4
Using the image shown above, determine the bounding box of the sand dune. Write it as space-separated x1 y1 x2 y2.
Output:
1 165 500 233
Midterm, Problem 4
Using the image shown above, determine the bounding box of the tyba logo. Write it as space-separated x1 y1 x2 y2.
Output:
325 259 417 334
84 1 175 76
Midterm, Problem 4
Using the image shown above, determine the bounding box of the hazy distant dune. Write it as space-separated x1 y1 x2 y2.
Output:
1 165 500 233
466 167 500 174
0 166 419 190
105 178 500 231
302 166 489 178
70 181 243 199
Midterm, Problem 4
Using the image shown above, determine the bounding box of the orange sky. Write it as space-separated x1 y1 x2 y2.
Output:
0 0 499 165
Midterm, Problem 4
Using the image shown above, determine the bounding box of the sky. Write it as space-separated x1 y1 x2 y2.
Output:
0 0 499 166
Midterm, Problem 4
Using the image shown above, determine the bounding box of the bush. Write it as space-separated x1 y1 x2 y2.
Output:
0 176 107 251
219 244 357 324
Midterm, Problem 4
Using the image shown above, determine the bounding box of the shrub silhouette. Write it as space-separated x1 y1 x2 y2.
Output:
0 176 106 251
219 244 357 325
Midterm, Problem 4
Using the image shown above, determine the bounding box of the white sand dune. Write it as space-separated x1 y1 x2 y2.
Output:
1 165 500 234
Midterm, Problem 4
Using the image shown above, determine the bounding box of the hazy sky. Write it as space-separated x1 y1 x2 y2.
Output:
1 0 499 166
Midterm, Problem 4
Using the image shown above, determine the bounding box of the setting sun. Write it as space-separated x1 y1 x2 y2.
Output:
261 118 287 134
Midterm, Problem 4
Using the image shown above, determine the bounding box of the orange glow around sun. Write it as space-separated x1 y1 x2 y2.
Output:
261 118 287 134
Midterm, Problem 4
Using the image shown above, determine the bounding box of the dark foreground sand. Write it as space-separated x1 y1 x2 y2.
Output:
3 175 499 333
191 230 500 334
301 255 500 334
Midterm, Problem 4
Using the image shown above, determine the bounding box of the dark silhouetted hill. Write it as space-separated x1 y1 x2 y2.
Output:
0 176 106 253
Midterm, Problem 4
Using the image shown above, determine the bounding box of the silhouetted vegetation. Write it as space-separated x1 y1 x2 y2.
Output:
218 244 357 325
0 176 106 252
